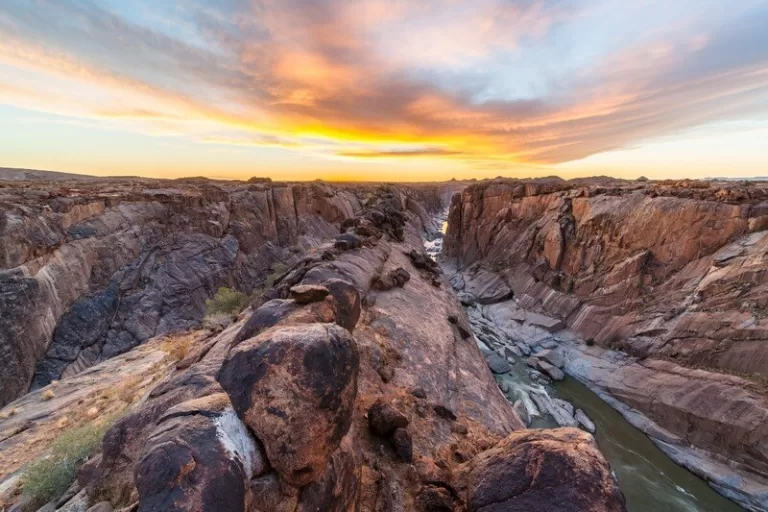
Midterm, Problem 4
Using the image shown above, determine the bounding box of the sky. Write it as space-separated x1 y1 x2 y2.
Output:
0 0 767 182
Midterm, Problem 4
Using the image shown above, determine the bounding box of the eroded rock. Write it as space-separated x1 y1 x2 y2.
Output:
453 428 626 512
218 323 359 486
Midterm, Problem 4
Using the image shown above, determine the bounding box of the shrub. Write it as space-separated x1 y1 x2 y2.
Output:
41 389 54 401
585 338 595 347
264 262 289 289
22 419 114 509
205 287 249 316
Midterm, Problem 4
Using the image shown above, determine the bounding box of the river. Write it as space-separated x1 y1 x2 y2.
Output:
425 213 745 512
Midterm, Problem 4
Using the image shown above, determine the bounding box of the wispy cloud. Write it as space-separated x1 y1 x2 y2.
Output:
339 147 466 158
0 0 767 175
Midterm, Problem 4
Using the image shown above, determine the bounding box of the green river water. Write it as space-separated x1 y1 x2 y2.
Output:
552 376 745 512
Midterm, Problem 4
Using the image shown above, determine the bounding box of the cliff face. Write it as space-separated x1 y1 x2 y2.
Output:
0 179 442 406
445 177 768 374
0 187 624 512
443 177 768 502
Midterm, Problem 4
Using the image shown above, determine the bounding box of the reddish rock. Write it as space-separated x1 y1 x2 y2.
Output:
372 267 411 291
453 428 626 512
368 399 409 437
392 428 414 462
134 400 259 512
218 323 359 486
289 284 330 304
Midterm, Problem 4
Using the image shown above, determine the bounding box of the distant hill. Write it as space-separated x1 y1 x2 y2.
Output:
0 167 97 182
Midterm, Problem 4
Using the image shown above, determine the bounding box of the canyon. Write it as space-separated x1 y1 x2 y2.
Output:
443 177 768 510
1 172 767 511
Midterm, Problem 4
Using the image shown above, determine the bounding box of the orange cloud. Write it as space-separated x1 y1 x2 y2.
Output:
1 0 767 179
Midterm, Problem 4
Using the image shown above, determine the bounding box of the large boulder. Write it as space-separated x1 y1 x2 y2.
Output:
218 323 360 486
453 428 626 512
134 394 263 512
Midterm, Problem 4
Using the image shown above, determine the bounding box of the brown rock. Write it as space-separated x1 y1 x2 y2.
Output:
297 435 361 511
453 428 626 512
392 428 414 462
372 267 411 291
218 323 359 486
134 406 256 512
290 284 330 304
368 399 409 437
416 485 455 512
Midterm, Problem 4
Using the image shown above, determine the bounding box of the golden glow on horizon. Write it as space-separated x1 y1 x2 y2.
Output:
0 1 766 181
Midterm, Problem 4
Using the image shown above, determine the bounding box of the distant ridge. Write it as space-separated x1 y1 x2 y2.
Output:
0 167 98 182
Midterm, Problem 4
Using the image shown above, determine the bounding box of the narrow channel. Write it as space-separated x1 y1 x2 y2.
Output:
425 213 745 512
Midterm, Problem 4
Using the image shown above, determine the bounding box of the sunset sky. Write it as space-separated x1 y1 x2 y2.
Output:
1 0 767 181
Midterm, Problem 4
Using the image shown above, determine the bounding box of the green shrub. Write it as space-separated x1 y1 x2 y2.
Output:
264 262 289 289
22 420 113 509
205 287 250 316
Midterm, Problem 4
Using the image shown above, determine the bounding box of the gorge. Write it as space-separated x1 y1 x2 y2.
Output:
1 173 768 511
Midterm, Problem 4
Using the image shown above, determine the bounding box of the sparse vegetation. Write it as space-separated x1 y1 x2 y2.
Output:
204 264 290 319
265 262 289 288
41 389 55 401
205 286 250 316
21 418 116 509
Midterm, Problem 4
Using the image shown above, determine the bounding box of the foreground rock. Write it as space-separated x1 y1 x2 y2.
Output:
0 186 625 511
453 428 626 512
219 323 359 486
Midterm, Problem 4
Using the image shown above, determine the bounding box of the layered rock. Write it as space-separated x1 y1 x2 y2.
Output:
443 177 768 507
0 187 625 511
0 178 443 406
444 177 768 374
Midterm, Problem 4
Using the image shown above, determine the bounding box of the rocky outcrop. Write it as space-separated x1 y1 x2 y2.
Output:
443 177 768 508
219 323 360 486
444 177 768 374
452 428 625 512
0 178 444 406
0 188 625 511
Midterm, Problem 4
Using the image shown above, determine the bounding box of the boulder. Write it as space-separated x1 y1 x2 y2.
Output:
453 428 626 512
234 299 297 344
372 267 411 291
538 361 565 381
334 233 362 251
534 349 565 369
416 485 455 511
135 397 260 512
575 409 596 433
218 323 360 486
323 278 362 331
486 353 512 374
289 284 330 304
368 399 409 437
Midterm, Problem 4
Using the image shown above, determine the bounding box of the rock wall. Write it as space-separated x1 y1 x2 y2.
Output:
443 177 768 504
0 178 443 406
444 177 768 375
32 194 623 512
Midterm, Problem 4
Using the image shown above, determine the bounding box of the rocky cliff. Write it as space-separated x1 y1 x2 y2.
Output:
0 186 625 512
0 178 444 406
443 177 768 508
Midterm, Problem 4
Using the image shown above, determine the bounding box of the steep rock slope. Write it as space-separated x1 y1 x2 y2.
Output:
0 178 440 406
1 191 626 511
443 177 768 507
